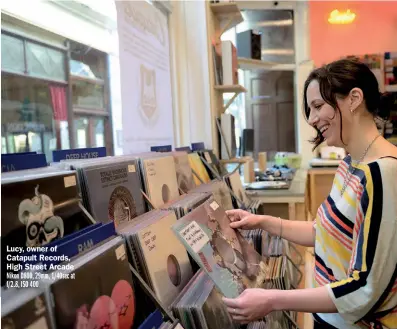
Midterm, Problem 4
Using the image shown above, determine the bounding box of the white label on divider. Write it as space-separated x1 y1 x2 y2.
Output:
64 175 76 188
115 244 126 260
204 152 212 164
25 317 49 329
179 221 209 253
210 201 219 211
128 164 136 173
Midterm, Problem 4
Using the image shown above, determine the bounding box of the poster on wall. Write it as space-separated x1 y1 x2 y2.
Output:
115 0 174 154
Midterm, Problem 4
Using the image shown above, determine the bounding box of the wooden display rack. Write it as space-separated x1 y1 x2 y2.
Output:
206 1 246 160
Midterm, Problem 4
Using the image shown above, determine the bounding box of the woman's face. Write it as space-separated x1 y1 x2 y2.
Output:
306 79 353 147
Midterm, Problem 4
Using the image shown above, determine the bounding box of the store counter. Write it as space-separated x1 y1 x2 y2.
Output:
245 169 308 221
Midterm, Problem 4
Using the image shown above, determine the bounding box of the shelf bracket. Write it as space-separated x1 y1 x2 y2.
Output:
223 91 240 113
217 12 240 39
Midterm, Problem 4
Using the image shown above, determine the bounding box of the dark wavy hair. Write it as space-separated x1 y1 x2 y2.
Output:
303 58 394 150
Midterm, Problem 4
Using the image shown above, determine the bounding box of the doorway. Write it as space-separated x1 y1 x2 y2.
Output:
245 70 295 157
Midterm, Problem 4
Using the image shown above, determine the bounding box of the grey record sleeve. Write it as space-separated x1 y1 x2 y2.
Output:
83 161 145 226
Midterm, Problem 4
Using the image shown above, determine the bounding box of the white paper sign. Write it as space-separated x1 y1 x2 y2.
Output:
115 1 174 153
64 175 76 188
179 221 209 253
210 201 219 211
128 164 136 173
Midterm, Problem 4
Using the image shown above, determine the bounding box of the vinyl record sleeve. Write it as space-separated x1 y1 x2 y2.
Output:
172 198 268 298
83 161 145 226
187 154 211 186
47 237 156 329
1 289 52 329
140 156 180 208
169 152 196 193
189 180 234 211
123 211 193 308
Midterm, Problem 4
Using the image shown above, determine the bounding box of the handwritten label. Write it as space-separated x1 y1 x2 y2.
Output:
141 230 157 252
115 244 126 260
128 164 136 173
204 152 212 164
179 221 209 253
210 201 219 211
64 175 77 188
146 161 157 177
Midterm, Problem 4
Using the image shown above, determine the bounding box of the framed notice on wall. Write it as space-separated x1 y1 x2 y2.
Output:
115 0 174 154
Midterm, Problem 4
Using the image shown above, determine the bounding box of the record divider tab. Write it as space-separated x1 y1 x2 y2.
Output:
128 263 177 324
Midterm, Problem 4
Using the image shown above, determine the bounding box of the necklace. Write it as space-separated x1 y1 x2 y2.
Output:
340 134 381 196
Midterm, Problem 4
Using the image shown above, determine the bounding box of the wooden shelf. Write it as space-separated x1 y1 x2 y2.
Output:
210 2 240 14
210 3 243 37
238 57 296 71
214 84 247 93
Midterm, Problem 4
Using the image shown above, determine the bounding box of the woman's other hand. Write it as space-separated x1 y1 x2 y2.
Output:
222 288 276 324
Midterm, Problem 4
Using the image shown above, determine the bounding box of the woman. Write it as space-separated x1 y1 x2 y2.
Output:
223 59 397 329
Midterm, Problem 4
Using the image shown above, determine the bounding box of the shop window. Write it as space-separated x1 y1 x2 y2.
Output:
74 116 106 149
1 74 69 161
1 34 25 74
26 42 66 81
72 79 105 109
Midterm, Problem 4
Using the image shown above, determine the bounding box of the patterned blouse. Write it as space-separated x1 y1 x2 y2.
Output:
313 156 397 329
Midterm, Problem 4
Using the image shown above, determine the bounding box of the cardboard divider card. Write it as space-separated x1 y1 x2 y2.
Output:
151 145 172 152
179 221 209 253
191 142 205 151
52 147 106 162
1 153 47 172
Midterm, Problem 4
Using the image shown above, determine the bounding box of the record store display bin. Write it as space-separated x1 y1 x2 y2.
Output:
1 149 303 329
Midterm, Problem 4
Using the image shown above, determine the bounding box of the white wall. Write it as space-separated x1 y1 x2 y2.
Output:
169 0 212 149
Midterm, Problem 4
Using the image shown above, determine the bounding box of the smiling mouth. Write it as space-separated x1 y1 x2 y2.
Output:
318 125 330 135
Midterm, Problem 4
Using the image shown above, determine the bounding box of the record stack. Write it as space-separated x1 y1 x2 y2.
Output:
1 167 92 286
171 269 238 329
117 210 194 308
171 197 300 329
136 154 180 209
196 149 228 180
187 153 211 186
167 151 196 194
188 180 234 211
160 193 211 219
172 197 270 298
224 171 263 213
58 156 146 227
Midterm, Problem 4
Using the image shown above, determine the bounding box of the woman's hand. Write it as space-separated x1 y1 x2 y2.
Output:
226 209 266 230
222 288 276 324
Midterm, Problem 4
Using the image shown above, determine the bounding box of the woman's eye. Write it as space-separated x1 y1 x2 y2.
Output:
315 104 323 110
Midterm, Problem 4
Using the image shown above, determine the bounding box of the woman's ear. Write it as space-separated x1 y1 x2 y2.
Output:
349 87 364 113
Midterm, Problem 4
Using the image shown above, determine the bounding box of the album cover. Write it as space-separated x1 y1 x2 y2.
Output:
198 150 228 179
118 211 193 308
160 192 211 220
169 152 196 193
47 237 156 329
189 180 234 211
172 198 268 298
187 154 211 186
224 171 251 207
1 289 52 329
83 160 146 227
139 156 180 209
